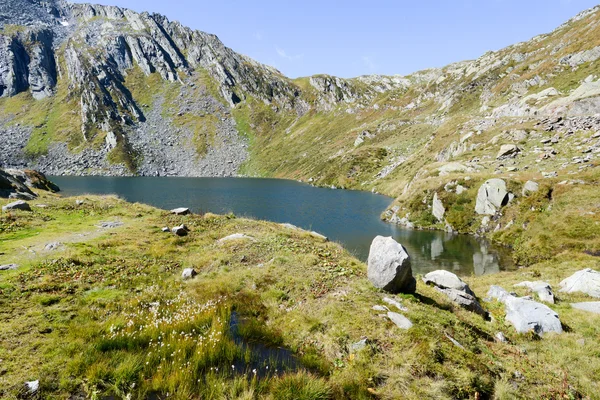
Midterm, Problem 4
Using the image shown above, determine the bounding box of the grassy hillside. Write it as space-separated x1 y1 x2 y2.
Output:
1 192 599 399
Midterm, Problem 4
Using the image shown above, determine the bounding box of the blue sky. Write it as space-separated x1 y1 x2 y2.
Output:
73 0 600 78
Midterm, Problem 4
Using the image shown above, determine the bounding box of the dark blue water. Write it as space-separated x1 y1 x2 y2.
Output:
49 176 511 276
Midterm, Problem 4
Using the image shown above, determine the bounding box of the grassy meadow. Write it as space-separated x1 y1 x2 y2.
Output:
1 191 599 400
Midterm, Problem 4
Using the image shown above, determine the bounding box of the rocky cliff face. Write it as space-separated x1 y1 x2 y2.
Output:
0 0 311 176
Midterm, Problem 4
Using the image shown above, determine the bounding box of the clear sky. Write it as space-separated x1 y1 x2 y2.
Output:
72 0 600 78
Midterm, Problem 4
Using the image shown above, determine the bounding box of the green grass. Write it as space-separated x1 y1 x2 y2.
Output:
2 191 600 399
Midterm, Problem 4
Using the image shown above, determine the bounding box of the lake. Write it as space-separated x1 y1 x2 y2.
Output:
49 176 512 276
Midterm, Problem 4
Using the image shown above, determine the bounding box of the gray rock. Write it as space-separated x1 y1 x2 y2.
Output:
487 285 512 302
170 207 190 215
281 223 299 230
218 233 255 243
310 231 328 241
504 295 562 334
522 181 540 197
444 333 465 349
423 270 475 296
497 144 521 159
455 184 466 195
350 338 368 352
387 312 413 330
559 269 600 298
181 268 197 280
383 297 408 311
25 380 39 395
437 287 487 316
571 302 600 314
75 200 85 206
367 236 416 293
0 264 19 271
44 242 62 251
488 285 562 334
432 193 445 222
514 281 555 304
161 227 170 232
475 179 510 215
97 221 124 229
495 331 508 343
172 224 189 237
2 200 31 211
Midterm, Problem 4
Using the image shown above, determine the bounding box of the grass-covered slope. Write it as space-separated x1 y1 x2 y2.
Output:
1 193 600 399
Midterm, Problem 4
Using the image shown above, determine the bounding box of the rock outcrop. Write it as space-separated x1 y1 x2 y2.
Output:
0 168 58 199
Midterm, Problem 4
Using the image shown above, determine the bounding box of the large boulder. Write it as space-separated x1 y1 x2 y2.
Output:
5 169 59 192
432 193 445 222
0 168 59 199
423 270 474 296
172 224 189 237
504 296 562 334
475 179 511 215
559 269 600 298
487 285 562 334
2 200 32 212
367 236 416 293
181 268 197 280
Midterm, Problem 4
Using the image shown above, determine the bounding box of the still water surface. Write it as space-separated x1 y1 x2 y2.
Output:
50 176 512 276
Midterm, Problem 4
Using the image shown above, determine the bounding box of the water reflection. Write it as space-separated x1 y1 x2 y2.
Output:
389 228 508 276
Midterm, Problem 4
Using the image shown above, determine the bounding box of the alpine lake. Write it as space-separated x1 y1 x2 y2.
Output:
49 176 513 276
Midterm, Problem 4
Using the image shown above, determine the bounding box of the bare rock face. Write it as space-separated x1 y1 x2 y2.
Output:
496 144 521 159
367 236 416 294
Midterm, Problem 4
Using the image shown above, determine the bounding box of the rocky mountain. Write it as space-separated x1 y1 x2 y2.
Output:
1 1 600 194
0 0 309 176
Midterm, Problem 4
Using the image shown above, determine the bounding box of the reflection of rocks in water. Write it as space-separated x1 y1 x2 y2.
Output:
430 237 444 259
473 242 501 276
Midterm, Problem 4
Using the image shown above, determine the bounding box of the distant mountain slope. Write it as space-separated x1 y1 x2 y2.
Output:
1 1 600 190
